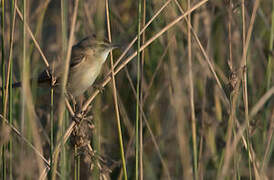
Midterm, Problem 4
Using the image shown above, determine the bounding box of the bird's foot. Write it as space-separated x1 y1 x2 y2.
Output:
93 84 104 93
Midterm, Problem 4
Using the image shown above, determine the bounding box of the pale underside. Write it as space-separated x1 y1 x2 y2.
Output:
67 49 111 96
67 55 103 96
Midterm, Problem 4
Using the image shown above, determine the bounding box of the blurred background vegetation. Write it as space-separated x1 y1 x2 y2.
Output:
0 0 273 179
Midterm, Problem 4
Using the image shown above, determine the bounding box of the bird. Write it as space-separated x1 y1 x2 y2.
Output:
4 35 117 97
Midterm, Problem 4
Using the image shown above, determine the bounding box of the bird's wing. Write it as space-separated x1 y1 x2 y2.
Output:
69 45 87 69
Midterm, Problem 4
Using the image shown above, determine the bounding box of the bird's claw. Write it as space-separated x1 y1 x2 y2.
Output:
93 84 104 93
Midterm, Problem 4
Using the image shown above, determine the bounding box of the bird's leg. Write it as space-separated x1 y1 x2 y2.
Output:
93 83 104 93
80 104 92 117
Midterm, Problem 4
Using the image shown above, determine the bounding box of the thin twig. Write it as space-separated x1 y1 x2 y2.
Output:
15 3 49 68
0 114 50 167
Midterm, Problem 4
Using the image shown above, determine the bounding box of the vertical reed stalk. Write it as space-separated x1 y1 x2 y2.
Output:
60 0 69 178
140 1 146 179
1 0 6 178
136 0 142 179
74 145 77 180
53 0 78 179
187 0 197 179
241 0 252 179
106 0 128 179
265 0 273 90
8 0 15 178
49 86 54 178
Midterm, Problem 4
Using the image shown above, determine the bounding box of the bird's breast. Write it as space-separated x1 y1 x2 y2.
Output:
67 60 102 96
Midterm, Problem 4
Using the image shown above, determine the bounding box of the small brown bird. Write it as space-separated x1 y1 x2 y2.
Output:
7 35 117 97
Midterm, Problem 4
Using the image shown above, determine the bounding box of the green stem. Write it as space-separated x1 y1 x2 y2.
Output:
1 0 6 178
9 2 14 179
50 87 54 179
136 0 142 179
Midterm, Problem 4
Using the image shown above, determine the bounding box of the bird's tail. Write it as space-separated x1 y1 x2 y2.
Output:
0 82 22 91
12 82 22 88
